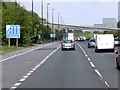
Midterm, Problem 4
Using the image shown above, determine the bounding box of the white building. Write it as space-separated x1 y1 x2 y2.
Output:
118 1 120 21
103 18 117 28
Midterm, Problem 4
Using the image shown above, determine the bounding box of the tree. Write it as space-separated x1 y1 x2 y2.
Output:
2 2 52 45
117 21 120 28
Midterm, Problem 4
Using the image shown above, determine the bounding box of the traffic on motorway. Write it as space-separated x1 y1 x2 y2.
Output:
2 33 120 89
61 33 120 71
1 1 120 89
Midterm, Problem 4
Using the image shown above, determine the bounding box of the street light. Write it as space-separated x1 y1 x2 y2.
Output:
46 3 49 37
52 9 55 41
15 0 17 24
41 0 43 29
15 0 18 47
32 0 34 43
60 16 63 24
58 13 60 30
52 9 55 32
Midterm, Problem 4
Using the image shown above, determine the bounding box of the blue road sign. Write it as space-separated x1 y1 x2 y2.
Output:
6 25 20 38
50 34 56 38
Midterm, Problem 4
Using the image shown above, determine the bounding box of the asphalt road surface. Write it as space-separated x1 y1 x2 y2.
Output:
1 41 120 90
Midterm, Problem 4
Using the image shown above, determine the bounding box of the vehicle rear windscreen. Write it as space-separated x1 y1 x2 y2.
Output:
64 40 72 43
90 39 95 42
115 38 120 41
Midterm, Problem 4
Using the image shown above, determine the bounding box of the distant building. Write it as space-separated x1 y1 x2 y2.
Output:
118 1 120 21
103 18 117 28
94 24 104 28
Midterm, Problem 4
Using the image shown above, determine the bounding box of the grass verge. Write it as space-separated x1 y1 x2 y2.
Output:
0 39 58 55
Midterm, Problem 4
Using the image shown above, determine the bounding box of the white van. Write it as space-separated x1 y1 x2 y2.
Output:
95 34 115 52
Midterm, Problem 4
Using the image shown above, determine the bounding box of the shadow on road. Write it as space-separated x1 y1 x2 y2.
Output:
35 48 57 51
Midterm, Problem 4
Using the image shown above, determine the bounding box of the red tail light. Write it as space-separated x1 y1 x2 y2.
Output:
72 41 75 46
62 42 65 46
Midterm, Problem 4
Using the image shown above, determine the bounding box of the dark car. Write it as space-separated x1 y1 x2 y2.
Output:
88 38 95 48
61 40 75 51
114 37 120 46
116 50 120 70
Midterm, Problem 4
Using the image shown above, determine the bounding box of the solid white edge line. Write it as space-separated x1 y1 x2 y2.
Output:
0 43 55 62
10 45 61 89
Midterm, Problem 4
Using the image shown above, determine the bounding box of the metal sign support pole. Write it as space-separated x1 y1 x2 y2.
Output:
8 38 10 47
16 38 18 47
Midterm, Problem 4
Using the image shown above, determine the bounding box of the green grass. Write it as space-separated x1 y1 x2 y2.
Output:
0 39 57 55
1 46 25 55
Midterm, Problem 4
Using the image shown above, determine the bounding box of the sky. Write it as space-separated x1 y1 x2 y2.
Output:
15 0 119 26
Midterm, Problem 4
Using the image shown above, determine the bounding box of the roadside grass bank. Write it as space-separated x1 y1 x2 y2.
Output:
1 39 58 55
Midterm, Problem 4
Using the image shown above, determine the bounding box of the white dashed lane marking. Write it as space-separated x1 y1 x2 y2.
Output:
26 73 32 76
29 71 34 73
94 69 103 79
85 54 88 57
14 83 21 87
11 87 17 89
87 57 91 61
23 76 29 79
77 43 110 88
19 79 25 82
105 81 110 87
90 62 95 68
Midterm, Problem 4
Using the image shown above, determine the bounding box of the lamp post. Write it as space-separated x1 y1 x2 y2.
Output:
52 9 55 41
46 3 49 37
52 9 55 32
15 0 17 23
32 0 34 43
15 0 18 47
41 0 43 32
58 13 60 30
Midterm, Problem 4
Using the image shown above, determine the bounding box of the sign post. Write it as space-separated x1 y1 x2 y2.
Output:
16 38 18 47
8 38 10 47
50 34 56 41
6 25 20 47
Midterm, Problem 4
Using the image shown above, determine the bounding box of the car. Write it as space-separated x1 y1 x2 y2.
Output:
114 37 120 46
83 37 86 41
116 50 120 70
61 40 75 50
79 36 84 41
88 38 95 48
